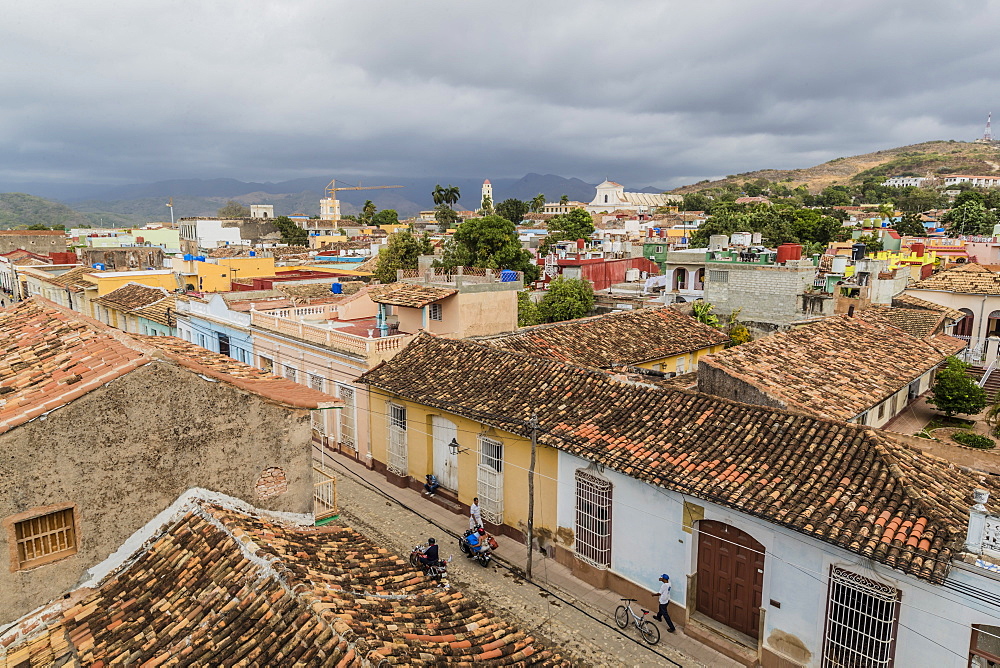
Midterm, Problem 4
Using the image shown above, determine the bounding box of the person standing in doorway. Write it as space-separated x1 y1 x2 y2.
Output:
469 496 482 531
652 574 676 633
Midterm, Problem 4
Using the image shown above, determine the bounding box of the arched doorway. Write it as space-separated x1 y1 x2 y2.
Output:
988 310 1000 338
956 308 975 338
431 416 458 491
674 267 687 291
696 520 765 639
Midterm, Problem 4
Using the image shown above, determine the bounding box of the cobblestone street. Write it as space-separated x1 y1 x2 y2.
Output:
323 453 739 668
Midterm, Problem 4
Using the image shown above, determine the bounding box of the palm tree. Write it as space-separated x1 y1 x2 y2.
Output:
559 194 569 206
530 193 546 213
432 185 446 207
443 185 460 209
360 200 376 224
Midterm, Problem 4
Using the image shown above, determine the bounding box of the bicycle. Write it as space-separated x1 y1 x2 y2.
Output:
614 598 660 645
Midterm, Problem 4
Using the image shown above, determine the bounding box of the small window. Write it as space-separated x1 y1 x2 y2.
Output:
309 373 324 392
284 365 298 383
970 624 1000 666
655 245 663 253
877 402 886 419
708 270 729 283
260 356 273 373
8 506 78 570
429 303 443 321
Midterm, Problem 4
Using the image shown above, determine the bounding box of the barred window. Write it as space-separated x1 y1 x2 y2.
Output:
11 507 78 570
477 436 504 524
575 469 612 568
429 303 443 321
387 402 407 476
708 270 729 283
338 384 356 451
309 373 324 392
284 365 298 383
823 566 899 668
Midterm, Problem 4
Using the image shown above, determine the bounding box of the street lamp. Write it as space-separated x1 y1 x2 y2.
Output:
448 438 469 456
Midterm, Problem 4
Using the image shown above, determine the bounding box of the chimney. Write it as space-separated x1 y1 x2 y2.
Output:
965 488 990 554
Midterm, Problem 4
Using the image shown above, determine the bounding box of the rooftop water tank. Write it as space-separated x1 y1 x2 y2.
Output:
851 243 866 262
731 231 753 246
183 254 194 261
776 243 803 264
91 263 106 270
832 255 849 274
911 243 925 258
195 255 206 262
249 250 256 257
500 269 518 282
331 282 343 294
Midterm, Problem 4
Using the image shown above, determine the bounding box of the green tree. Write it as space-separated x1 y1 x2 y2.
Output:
954 190 986 208
359 200 377 225
691 300 720 327
854 233 883 252
372 209 399 226
26 223 50 230
272 216 308 246
894 212 927 237
943 201 999 236
435 214 539 281
537 276 594 323
434 204 460 232
725 308 752 347
373 231 434 283
481 194 494 215
539 209 595 255
495 198 530 225
529 193 546 213
559 194 569 205
895 187 944 213
927 356 987 417
217 200 250 218
681 192 712 212
517 290 541 326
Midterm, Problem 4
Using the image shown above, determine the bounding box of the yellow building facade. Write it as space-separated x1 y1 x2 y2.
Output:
365 388 559 540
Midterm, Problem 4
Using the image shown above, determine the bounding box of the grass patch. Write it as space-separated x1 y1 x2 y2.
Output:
952 431 996 450
925 415 976 431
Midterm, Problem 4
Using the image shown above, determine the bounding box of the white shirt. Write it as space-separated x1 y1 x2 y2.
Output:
658 581 671 605
470 503 482 524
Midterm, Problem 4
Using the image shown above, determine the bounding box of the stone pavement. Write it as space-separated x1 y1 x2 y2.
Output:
319 450 741 668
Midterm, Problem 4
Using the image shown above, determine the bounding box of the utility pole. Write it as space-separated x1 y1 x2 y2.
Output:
526 412 539 581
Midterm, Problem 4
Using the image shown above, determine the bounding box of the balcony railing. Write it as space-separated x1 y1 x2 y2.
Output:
398 267 523 285
251 311 412 357
314 466 338 521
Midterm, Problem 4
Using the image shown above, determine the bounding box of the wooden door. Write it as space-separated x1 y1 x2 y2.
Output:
696 520 765 639
431 416 458 491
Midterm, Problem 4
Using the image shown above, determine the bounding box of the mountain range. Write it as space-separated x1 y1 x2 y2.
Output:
0 174 665 228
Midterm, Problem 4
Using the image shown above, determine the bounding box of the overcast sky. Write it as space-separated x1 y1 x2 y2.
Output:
2 1 998 192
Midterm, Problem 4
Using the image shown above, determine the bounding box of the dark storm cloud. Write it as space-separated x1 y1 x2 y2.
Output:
1 0 998 191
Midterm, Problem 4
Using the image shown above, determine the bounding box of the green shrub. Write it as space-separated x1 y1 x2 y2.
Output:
952 431 996 450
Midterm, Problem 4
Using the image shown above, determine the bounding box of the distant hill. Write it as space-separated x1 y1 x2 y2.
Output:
50 174 646 221
0 193 92 229
671 140 1000 194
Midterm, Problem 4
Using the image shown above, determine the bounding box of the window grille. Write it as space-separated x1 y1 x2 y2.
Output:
309 373 324 392
477 436 504 524
823 566 899 668
386 403 407 475
339 384 357 451
708 270 729 283
429 303 443 321
14 508 77 569
574 469 612 568
284 365 298 383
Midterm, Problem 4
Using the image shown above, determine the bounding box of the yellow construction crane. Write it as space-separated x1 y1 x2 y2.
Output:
320 179 403 221
324 179 403 199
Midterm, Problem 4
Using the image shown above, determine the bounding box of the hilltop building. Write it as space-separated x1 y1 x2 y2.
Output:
586 180 680 215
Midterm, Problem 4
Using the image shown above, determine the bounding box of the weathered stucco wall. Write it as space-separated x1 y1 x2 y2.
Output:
697 361 790 413
0 361 313 623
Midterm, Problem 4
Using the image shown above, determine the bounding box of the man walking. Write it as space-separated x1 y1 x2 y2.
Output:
469 496 482 530
652 574 676 633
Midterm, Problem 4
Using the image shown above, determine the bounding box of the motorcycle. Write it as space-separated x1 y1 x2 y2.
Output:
409 545 451 580
458 528 498 567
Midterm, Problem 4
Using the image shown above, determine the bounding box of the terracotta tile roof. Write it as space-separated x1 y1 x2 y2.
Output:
0 299 148 435
0 500 567 666
909 262 1000 294
132 294 176 327
356 255 380 272
369 282 457 307
277 280 365 300
93 282 171 311
892 293 965 321
42 265 97 291
855 306 945 339
135 335 337 409
474 306 728 368
700 315 965 421
360 334 1000 582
